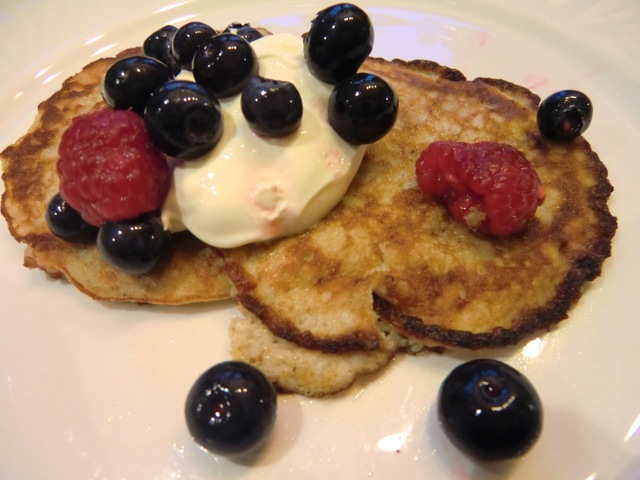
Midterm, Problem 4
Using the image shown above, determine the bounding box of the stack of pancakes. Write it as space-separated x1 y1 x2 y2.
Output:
1 47 617 396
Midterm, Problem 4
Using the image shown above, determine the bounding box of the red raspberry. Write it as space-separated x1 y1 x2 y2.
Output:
57 109 170 227
415 141 545 236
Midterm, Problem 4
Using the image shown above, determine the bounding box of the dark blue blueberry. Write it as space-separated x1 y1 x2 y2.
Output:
192 33 258 98
304 3 374 84
537 90 593 140
241 76 303 137
102 56 174 114
223 22 264 43
171 22 217 71
45 193 98 242
438 359 543 461
328 72 398 144
185 361 277 457
97 213 171 275
143 25 181 75
144 80 223 159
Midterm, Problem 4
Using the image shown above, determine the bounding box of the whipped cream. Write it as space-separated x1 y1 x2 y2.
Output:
161 33 366 248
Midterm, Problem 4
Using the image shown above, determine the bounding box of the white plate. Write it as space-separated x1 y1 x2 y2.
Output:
1 1 639 478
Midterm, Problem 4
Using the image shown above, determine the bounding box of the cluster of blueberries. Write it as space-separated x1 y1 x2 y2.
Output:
47 4 400 276
102 3 398 161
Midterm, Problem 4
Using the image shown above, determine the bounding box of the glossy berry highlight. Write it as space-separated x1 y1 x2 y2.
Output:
46 193 98 242
172 22 217 71
241 76 303 137
97 213 171 274
143 25 181 75
537 90 592 140
304 3 374 84
101 56 174 114
185 361 277 457
144 80 223 160
328 72 398 144
438 359 543 461
192 33 258 98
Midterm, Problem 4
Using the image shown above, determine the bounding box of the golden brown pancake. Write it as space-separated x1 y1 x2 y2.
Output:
1 48 232 304
0 43 617 397
222 56 617 370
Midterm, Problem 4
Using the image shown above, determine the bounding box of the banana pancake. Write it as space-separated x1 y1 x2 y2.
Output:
1 48 232 304
222 56 617 372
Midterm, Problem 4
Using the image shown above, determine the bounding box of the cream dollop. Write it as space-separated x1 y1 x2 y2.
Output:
161 33 366 248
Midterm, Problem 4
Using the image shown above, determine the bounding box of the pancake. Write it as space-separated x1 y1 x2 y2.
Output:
1 48 232 304
229 308 400 397
222 56 617 385
1 42 617 397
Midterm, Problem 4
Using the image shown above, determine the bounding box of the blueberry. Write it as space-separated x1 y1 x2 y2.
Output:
192 33 258 98
185 361 277 457
172 22 217 71
143 25 181 75
438 359 543 461
537 90 593 140
304 3 374 84
45 193 98 242
102 56 174 114
144 80 223 159
241 76 303 137
223 22 264 43
328 72 398 144
97 213 171 275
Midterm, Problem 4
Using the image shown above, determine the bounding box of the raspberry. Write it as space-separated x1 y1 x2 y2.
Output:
57 109 170 227
415 141 545 236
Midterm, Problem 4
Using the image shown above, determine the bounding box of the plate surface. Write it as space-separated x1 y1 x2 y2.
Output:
1 1 639 479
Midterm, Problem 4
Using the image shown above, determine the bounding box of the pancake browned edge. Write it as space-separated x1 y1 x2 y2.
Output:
0 47 232 304
222 56 617 396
